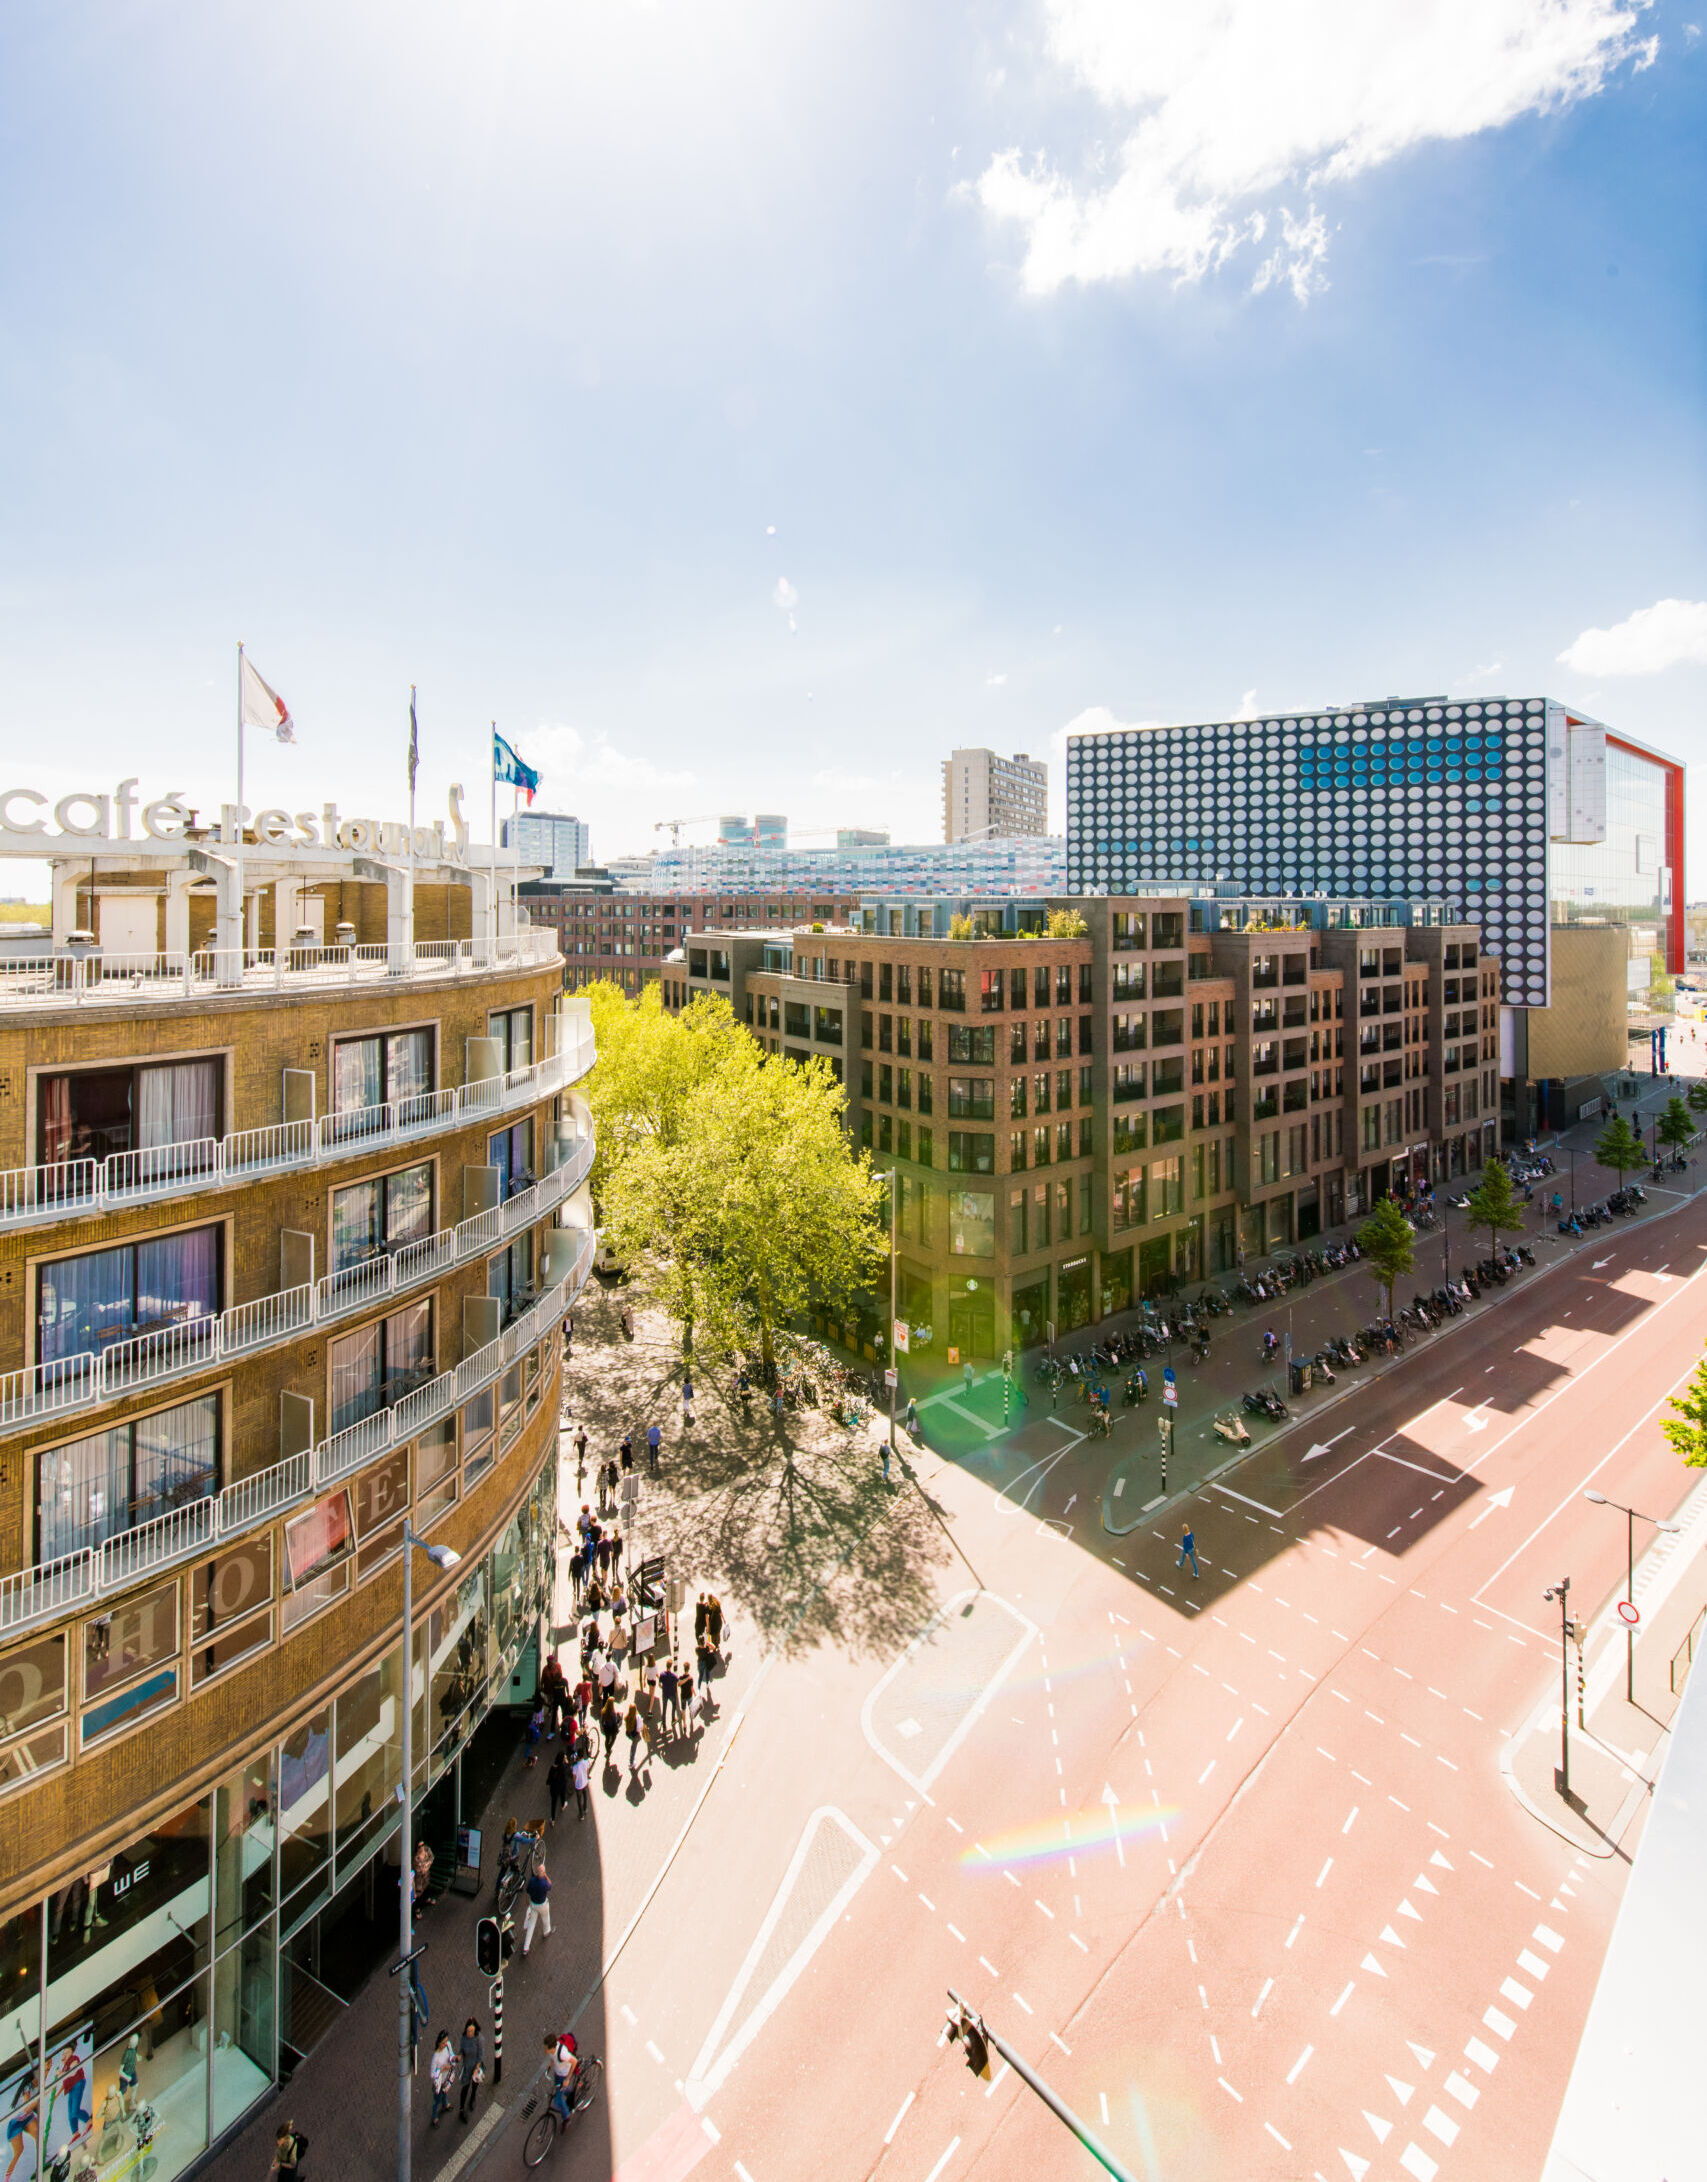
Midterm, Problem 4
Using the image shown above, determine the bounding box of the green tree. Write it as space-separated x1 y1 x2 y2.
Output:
1648 964 1675 1012
1687 1081 1707 1118
1594 1112 1648 1185
607 1037 883 1376
1663 1344 1707 1468
1045 907 1088 938
581 980 747 1203
1357 1197 1415 1324
1462 1157 1526 1256
1658 1095 1695 1154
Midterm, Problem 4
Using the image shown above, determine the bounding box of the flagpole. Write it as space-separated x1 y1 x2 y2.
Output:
235 641 246 970
511 783 521 941
407 685 417 955
489 724 498 945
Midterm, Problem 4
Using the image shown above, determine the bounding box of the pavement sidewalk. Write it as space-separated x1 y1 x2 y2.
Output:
1503 1468 1707 1859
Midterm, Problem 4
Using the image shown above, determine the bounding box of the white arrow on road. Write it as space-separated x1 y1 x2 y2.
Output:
1303 1427 1357 1462
1102 1783 1125 1868
1592 1256 1614 1270
1469 1485 1514 1529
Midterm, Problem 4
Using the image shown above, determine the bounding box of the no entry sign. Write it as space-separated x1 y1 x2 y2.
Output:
1616 1599 1640 1628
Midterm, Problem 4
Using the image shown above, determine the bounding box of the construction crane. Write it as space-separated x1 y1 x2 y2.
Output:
653 815 726 847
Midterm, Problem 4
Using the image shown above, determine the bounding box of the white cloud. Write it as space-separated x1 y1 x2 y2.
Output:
1049 703 1164 830
1559 598 1707 676
1235 687 1261 717
526 721 695 798
987 670 1009 686
772 575 798 633
975 0 1655 298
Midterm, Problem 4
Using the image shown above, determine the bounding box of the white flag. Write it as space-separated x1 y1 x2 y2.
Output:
240 655 296 744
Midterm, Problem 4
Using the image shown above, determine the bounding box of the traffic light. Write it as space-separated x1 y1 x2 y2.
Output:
500 1916 516 1963
945 2002 991 2080
475 1918 500 1978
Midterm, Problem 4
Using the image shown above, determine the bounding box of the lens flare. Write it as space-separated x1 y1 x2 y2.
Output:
962 1802 1178 1870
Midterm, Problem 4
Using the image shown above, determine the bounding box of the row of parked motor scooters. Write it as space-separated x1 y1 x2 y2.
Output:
1557 1189 1644 1234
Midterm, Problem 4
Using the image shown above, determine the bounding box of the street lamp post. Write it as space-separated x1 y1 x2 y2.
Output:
1543 1577 1573 1802
1583 1492 1681 1702
880 1167 898 1464
398 1525 461 2182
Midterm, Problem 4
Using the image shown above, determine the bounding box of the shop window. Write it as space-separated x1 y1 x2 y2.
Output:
80 1578 181 1750
948 1188 996 1258
333 1650 403 1867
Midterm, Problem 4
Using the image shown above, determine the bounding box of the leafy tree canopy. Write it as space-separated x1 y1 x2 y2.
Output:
1658 1095 1694 1152
581 980 747 1203
1357 1196 1415 1320
1594 1112 1647 1179
1663 1344 1707 1469
1462 1157 1526 1250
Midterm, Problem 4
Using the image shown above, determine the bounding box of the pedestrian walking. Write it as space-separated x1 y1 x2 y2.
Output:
903 1396 919 1441
270 2122 308 2175
457 2019 485 2123
524 1699 546 1767
573 1425 588 1482
599 1691 620 1754
694 1594 709 1653
707 1595 724 1656
881 1443 891 1483
625 1700 646 1772
547 1747 570 1825
660 1659 680 1734
429 2034 457 2126
647 1422 662 1474
682 1373 695 1427
679 1659 695 1721
620 1431 634 1477
621 1303 634 1340
521 1857 553 1956
962 1360 974 1395
572 1750 592 1819
1178 1525 1200 1579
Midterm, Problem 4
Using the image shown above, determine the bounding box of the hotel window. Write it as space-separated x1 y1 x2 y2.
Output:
329 1298 434 1433
35 1392 219 1561
948 1132 994 1175
1010 1021 1028 1065
898 1068 912 1109
897 1120 912 1161
948 1076 995 1119
332 1161 434 1275
897 964 912 1005
37 1056 222 1170
879 1065 893 1104
488 1005 534 1072
1011 1078 1028 1120
938 969 965 1012
332 1027 434 1126
980 970 1005 1015
918 966 932 1008
917 1128 934 1169
488 1117 535 1198
37 1224 222 1366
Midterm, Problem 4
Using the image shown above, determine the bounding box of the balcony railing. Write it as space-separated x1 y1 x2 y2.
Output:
0 1017 595 1231
0 1127 594 1431
0 1228 595 1639
0 930 558 1012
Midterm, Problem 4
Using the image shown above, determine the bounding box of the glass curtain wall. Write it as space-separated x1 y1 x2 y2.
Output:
0 1451 556 2182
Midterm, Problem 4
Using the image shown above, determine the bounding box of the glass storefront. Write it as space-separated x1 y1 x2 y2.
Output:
0 1450 556 2182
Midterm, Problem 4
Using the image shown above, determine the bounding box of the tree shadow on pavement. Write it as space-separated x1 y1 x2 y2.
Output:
565 1290 951 1661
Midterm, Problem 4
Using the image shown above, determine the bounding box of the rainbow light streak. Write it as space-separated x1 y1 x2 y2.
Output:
962 1803 1179 1870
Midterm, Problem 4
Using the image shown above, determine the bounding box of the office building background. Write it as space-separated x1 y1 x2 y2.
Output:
500 810 591 879
942 748 1049 843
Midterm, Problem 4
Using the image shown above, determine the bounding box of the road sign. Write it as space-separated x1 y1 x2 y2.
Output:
1162 1365 1176 1383
1162 1377 1177 1407
884 1367 898 1388
1617 1599 1641 1628
894 1320 909 1354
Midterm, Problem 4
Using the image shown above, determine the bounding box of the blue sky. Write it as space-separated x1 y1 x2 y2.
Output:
1 0 1702 884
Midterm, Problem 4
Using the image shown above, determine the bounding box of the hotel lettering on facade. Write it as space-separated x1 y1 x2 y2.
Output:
0 803 594 2182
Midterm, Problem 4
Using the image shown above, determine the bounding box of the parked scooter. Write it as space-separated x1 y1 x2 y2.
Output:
1213 1411 1251 1446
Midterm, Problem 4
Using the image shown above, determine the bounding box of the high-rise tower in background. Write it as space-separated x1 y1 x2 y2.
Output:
943 748 1048 842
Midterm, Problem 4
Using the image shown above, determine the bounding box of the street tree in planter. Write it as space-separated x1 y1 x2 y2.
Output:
1594 1112 1648 1189
1357 1197 1415 1328
1462 1157 1526 1260
1657 1096 1695 1157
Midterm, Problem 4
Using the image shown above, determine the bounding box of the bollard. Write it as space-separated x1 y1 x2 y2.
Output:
490 1973 504 2084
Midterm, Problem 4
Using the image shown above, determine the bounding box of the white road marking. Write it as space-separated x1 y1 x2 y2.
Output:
1330 1981 1355 2016
1049 2031 1071 2055
884 2091 915 2144
1500 1977 1534 2009
1483 2006 1516 2039
620 2004 638 2026
1464 2036 1500 2072
1012 1991 1033 2015
1343 1806 1360 1833
1444 2071 1480 2109
946 1924 965 1943
1285 1914 1305 1948
1286 2044 1314 2084
646 2039 665 2062
979 1956 998 1976
1252 1977 1274 2017
684 1806 879 2109
701 2118 721 2144
1217 2076 1243 2103
1315 1858 1334 1887
923 2138 960 2182
1517 1949 1550 1981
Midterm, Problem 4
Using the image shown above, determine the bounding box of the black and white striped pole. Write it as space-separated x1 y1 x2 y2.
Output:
491 1974 505 2084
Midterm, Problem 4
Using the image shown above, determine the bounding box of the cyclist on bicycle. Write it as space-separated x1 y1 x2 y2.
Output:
543 2034 580 2119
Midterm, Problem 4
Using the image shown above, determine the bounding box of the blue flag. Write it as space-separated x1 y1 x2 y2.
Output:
493 729 539 804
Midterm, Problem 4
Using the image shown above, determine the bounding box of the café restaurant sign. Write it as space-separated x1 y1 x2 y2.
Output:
0 776 474 866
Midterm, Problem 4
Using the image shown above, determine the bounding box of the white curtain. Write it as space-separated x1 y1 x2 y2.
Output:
134 1394 219 1519
136 1061 219 1150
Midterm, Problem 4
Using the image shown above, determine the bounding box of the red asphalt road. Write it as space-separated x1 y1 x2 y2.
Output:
534 1200 1707 2182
